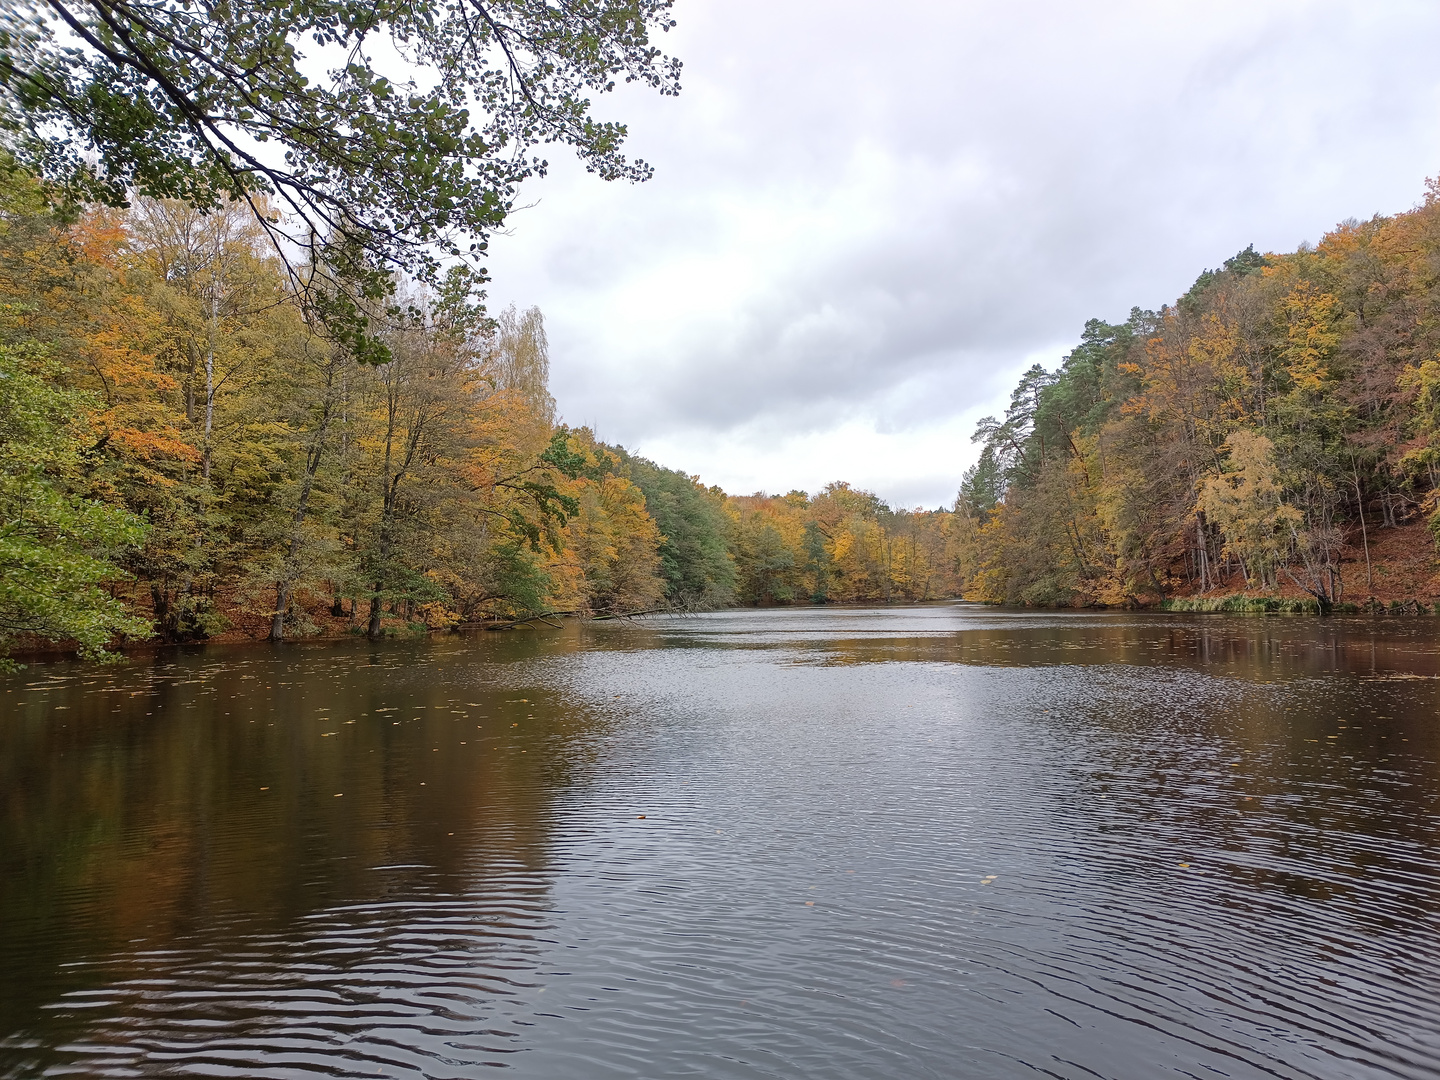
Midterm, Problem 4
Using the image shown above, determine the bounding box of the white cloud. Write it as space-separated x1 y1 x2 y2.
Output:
483 0 1440 507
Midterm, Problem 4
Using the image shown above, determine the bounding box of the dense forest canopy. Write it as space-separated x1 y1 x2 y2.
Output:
9 171 1440 661
0 167 964 661
957 189 1440 612
10 168 1440 662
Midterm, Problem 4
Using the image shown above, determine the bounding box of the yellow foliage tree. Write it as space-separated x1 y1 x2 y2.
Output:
1197 430 1301 590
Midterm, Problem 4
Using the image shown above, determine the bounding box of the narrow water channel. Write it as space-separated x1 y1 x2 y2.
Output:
2 605 1438 1078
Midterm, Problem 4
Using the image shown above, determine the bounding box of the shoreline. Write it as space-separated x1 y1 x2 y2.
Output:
8 596 1440 669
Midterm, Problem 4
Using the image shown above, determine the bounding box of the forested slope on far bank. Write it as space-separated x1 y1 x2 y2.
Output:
953 183 1440 613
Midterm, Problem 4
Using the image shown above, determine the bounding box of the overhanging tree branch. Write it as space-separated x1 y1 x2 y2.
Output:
1 0 681 352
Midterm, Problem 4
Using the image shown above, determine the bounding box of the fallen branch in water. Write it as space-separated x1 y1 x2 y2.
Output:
590 608 666 622
476 611 579 631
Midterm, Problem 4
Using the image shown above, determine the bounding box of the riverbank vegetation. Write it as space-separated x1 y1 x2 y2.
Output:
11 173 1440 662
955 183 1440 612
0 0 974 662
0 172 963 658
4 0 1440 660
11 169 1440 662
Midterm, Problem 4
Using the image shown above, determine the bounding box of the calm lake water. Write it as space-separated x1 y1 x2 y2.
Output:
2 605 1439 1079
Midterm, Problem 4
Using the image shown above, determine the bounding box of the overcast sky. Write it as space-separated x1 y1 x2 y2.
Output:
482 0 1440 509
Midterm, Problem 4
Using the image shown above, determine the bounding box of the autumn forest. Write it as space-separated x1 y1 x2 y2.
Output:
956 183 1440 614
8 169 1440 661
0 167 965 660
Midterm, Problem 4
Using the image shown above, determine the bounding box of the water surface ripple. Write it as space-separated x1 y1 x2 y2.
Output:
2 606 1438 1078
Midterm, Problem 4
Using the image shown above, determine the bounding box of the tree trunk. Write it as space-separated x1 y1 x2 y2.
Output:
1351 464 1371 590
367 584 385 639
203 289 216 480
270 581 291 642
268 359 341 642
1195 514 1210 592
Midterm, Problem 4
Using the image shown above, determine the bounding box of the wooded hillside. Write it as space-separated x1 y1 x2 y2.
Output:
0 172 958 659
956 182 1440 612
12 168 1440 662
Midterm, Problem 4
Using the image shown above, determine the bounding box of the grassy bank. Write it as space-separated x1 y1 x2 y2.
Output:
1159 595 1440 616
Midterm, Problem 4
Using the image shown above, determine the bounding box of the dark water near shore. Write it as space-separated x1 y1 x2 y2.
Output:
2 605 1440 1079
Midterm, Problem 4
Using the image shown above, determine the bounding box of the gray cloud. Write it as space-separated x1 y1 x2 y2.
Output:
484 0 1440 506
